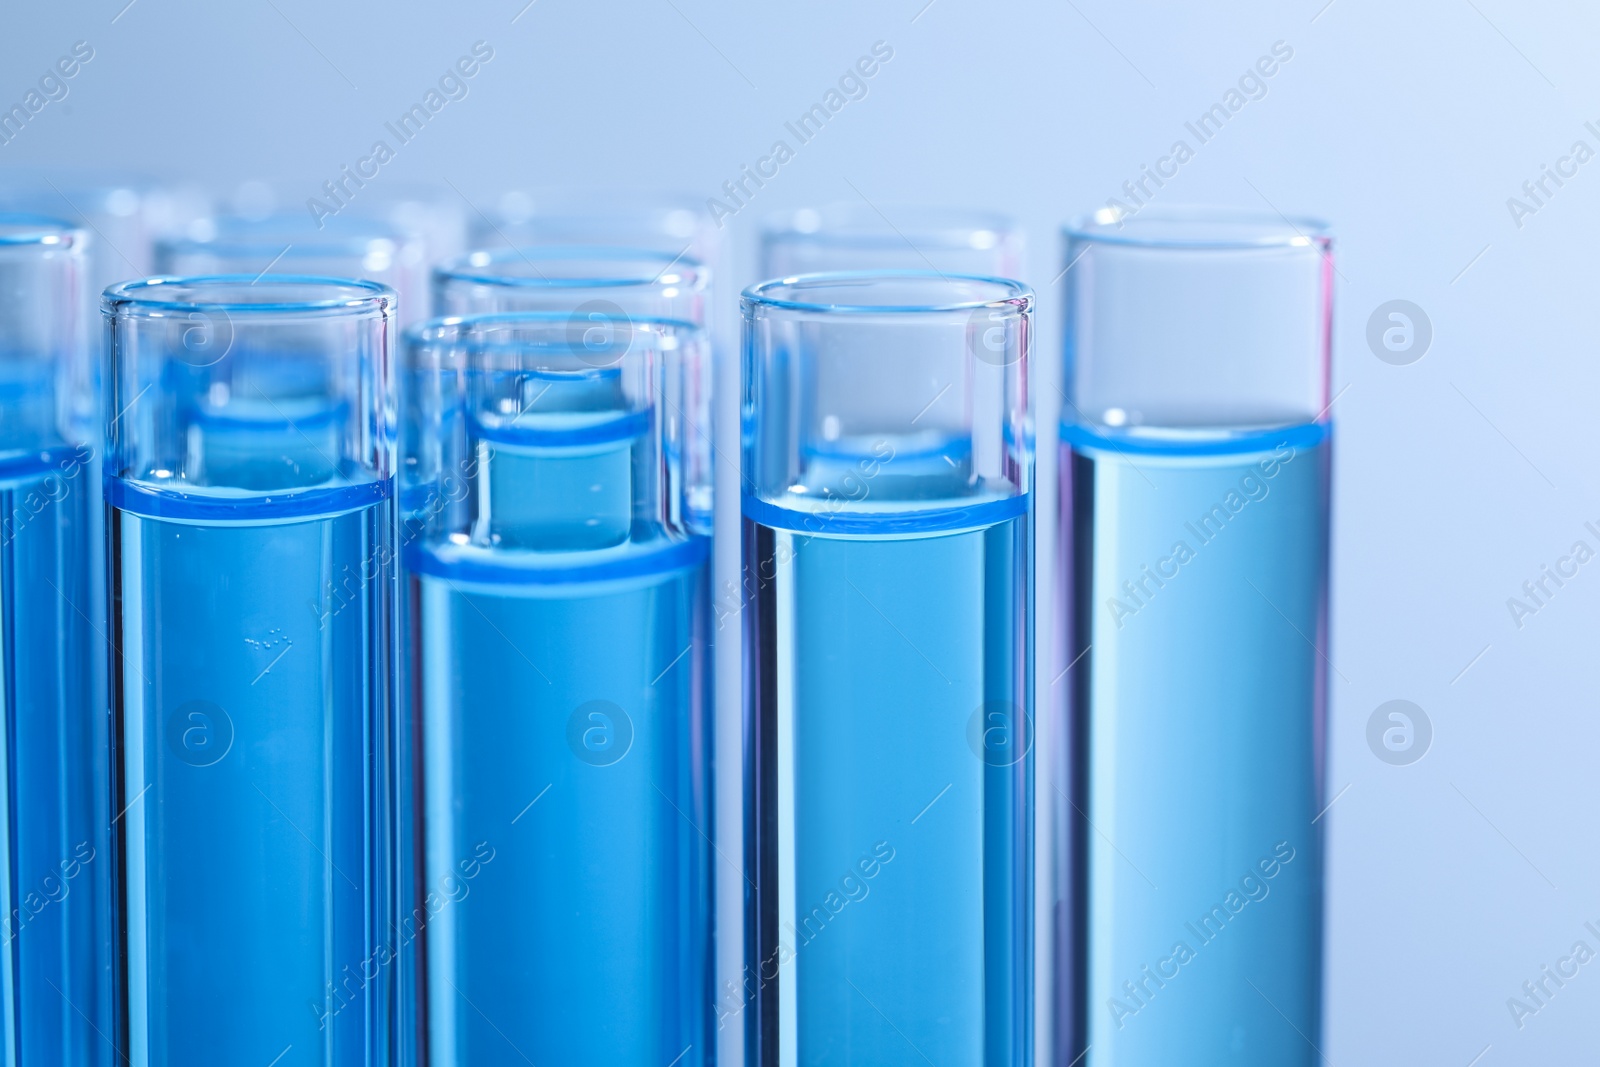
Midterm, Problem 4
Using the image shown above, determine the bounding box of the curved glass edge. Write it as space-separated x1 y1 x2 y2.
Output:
763 203 1014 227
473 409 651 450
741 269 1034 316
1059 420 1330 457
0 443 84 484
105 475 393 521
434 245 707 291
405 311 703 342
1062 206 1332 250
101 275 397 316
157 234 402 260
402 533 709 586
741 491 1030 536
0 213 86 248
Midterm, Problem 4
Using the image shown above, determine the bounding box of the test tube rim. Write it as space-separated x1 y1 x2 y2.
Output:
101 274 396 318
155 231 409 264
1063 204 1331 251
0 212 88 250
490 187 705 223
761 202 1016 251
405 309 704 348
741 269 1033 316
435 244 707 293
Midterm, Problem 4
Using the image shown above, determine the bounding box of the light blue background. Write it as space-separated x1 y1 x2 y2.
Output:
5 1 1595 1063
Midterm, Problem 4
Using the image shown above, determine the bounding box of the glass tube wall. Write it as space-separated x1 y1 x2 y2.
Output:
741 271 1034 1067
1056 208 1332 1067
104 276 397 1067
0 214 110 1065
400 311 714 1065
156 216 429 325
760 205 1021 279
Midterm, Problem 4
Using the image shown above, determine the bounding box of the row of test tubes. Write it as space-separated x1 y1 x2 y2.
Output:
0 176 1330 1067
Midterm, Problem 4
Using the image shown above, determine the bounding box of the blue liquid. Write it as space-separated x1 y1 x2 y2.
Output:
744 499 1032 1067
110 478 393 1067
406 393 713 1067
1057 424 1328 1067
0 445 112 1066
411 546 710 1067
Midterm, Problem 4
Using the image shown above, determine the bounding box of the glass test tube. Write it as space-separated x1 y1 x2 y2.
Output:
156 215 429 325
0 214 110 1065
219 179 470 283
432 244 707 325
760 204 1021 279
400 311 713 1065
742 272 1034 1066
0 170 211 293
472 189 714 262
104 276 397 1066
1056 209 1331 1066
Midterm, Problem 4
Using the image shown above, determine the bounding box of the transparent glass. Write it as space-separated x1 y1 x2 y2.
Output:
218 178 469 275
472 189 714 262
741 271 1033 1067
400 312 713 1066
0 170 209 294
156 214 429 325
104 276 397 1067
760 204 1021 279
1055 208 1332 1067
431 244 707 325
0 214 111 1066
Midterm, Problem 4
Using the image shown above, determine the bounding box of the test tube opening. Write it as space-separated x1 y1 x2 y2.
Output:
761 204 1022 278
1062 206 1332 437
432 244 708 324
742 270 1032 529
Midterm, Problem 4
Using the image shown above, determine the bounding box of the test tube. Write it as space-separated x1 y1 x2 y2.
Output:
1055 208 1331 1065
103 276 397 1065
156 215 429 324
0 214 110 1065
473 189 714 262
760 204 1021 278
741 271 1034 1066
221 178 469 269
0 170 210 293
400 311 713 1065
432 244 706 324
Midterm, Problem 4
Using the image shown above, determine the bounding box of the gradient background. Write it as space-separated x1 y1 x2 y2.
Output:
4 1 1595 1064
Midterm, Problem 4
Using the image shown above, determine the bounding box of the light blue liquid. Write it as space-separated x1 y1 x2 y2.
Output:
0 444 111 1067
110 477 393 1067
1058 424 1328 1067
745 497 1032 1067
406 394 713 1067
